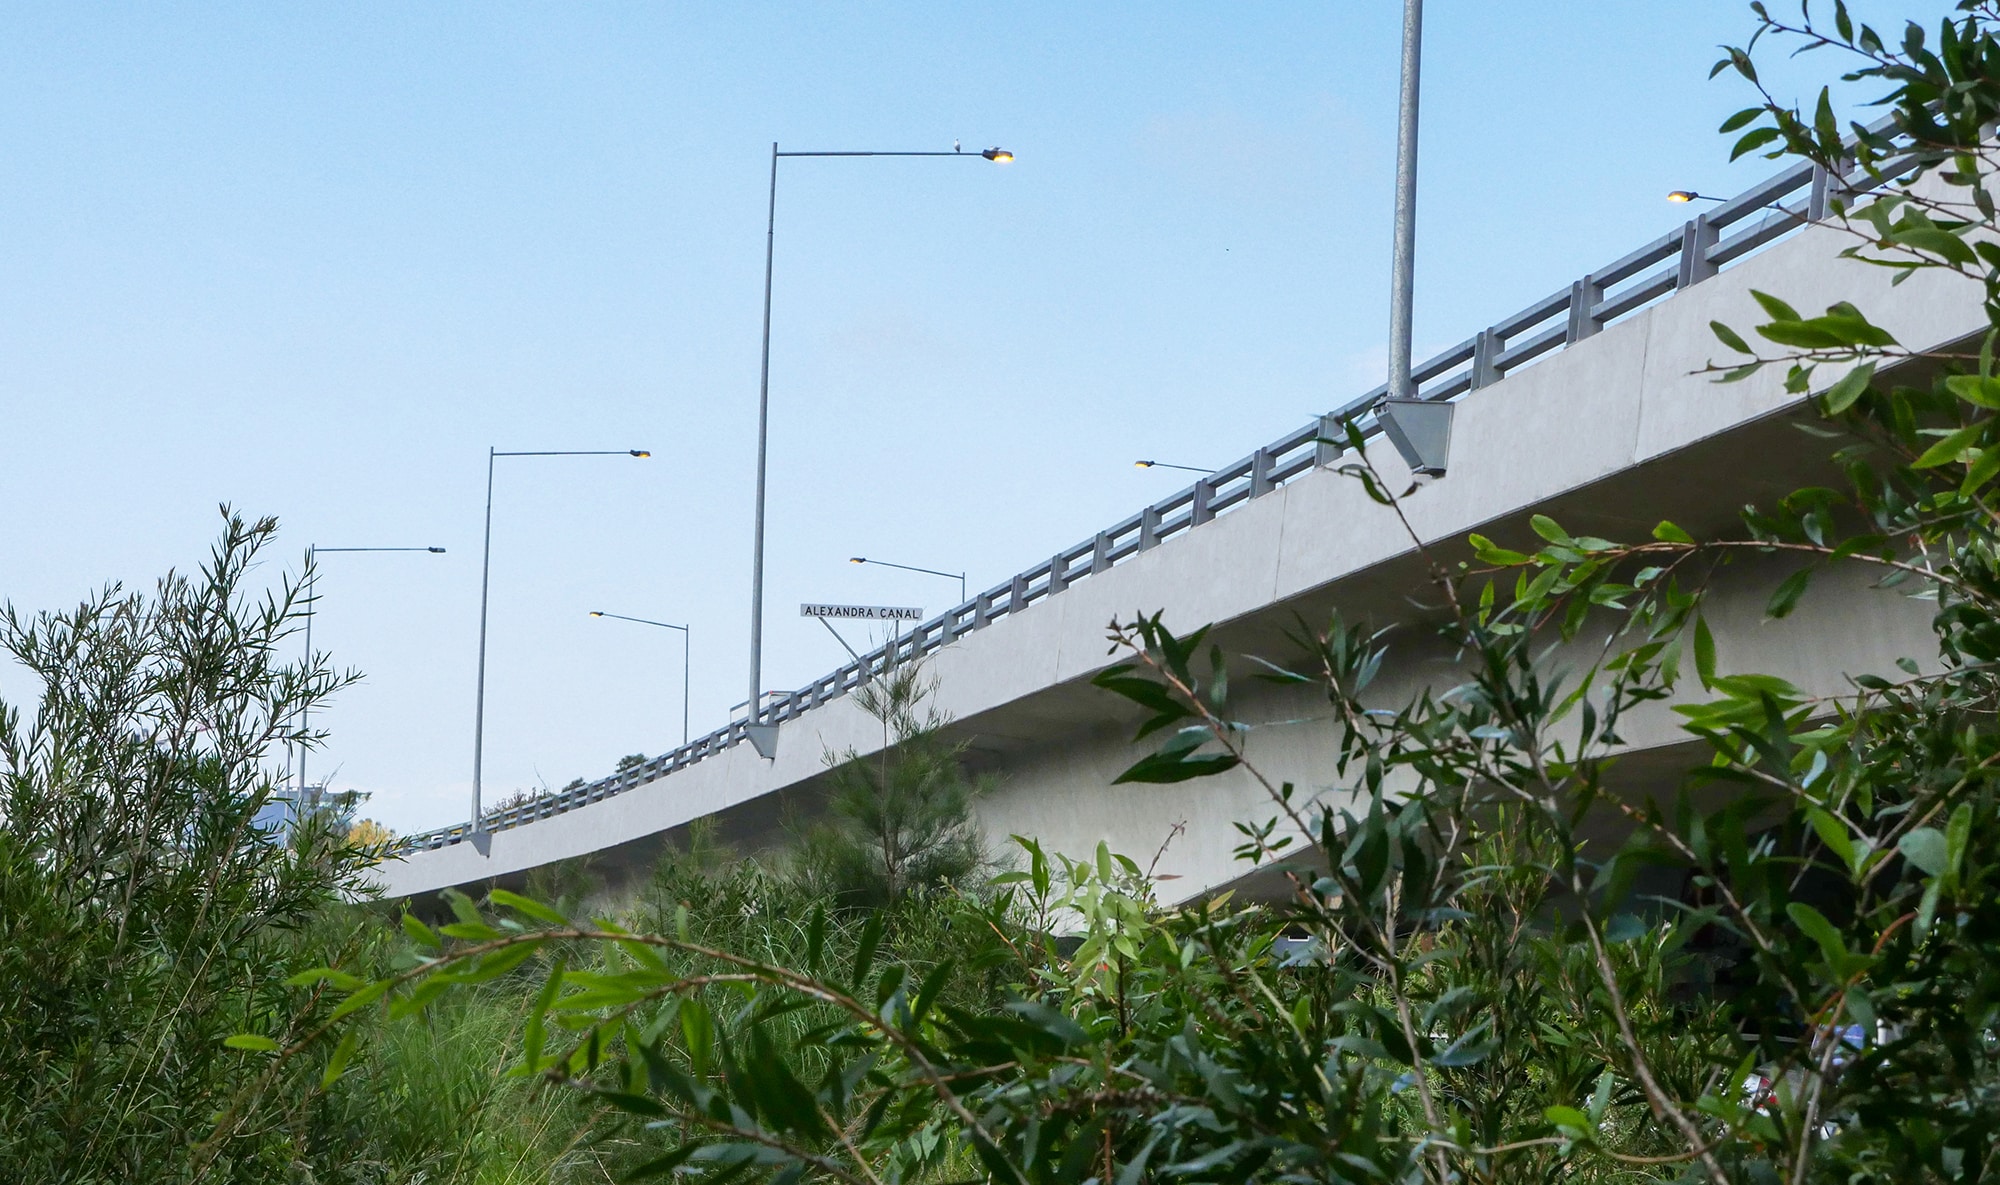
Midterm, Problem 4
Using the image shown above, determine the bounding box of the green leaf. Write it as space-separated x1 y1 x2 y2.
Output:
329 978 392 1022
1750 290 1802 322
1468 532 1531 565
625 1148 700 1179
1652 520 1695 544
852 911 885 987
520 959 565 1074
1786 901 1849 970
1545 1105 1594 1138
1718 107 1763 133
1711 320 1753 354
1899 827 1949 877
1693 616 1718 690
1962 446 2000 495
1945 373 2000 409
1604 913 1648 943
1847 986 1877 1033
400 913 440 950
321 1031 357 1088
1888 225 1976 265
438 920 503 942
1530 514 1572 546
1767 568 1811 619
1731 126 1783 160
224 1034 279 1052
1915 422 1985 469
488 889 569 926
1822 361 1876 414
286 966 362 991
1946 803 1973 883
1806 807 1857 872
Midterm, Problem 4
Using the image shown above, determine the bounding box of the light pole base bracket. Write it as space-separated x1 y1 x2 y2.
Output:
746 724 780 760
1377 398 1455 477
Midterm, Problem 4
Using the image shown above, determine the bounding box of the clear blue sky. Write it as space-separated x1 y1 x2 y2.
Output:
0 2 1931 833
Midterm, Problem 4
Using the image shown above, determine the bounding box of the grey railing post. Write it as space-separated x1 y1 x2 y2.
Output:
1676 215 1719 288
1091 531 1112 574
1565 276 1603 343
1009 573 1029 613
1190 478 1214 525
1808 163 1831 221
1048 553 1070 594
1469 328 1501 390
1250 447 1275 497
1138 505 1163 552
1315 413 1344 466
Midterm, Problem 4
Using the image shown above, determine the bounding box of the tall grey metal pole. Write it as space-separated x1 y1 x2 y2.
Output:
749 142 779 728
472 446 497 832
298 546 316 800
1387 0 1423 402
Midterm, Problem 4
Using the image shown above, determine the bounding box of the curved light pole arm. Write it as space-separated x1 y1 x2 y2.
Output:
850 557 967 604
298 543 446 800
591 611 692 746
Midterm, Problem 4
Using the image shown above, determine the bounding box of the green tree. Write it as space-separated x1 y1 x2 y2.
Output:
0 509 369 1182
792 658 990 907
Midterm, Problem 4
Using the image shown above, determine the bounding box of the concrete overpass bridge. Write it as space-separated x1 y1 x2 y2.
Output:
376 155 1980 905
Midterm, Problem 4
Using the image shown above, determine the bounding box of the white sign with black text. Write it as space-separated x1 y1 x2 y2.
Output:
799 603 924 621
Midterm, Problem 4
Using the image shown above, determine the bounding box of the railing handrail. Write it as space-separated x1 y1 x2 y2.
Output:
393 144 1900 856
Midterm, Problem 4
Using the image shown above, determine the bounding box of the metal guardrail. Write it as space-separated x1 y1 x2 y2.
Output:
395 151 1874 855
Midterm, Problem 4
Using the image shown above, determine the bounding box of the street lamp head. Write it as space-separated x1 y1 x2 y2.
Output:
428 547 447 553
590 611 604 617
850 557 866 564
630 449 652 458
1134 460 1155 468
1667 190 1703 203
981 148 1014 163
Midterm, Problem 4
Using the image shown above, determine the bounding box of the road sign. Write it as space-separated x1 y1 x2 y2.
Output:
800 603 923 621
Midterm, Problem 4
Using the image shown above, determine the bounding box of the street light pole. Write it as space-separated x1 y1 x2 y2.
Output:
848 555 967 605
473 447 650 834
747 143 1012 747
295 544 445 804
589 611 691 747
1387 0 1423 405
1374 0 1454 476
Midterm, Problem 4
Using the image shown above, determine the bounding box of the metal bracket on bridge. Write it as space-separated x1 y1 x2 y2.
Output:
469 829 492 857
746 724 780 760
1377 399 1455 478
